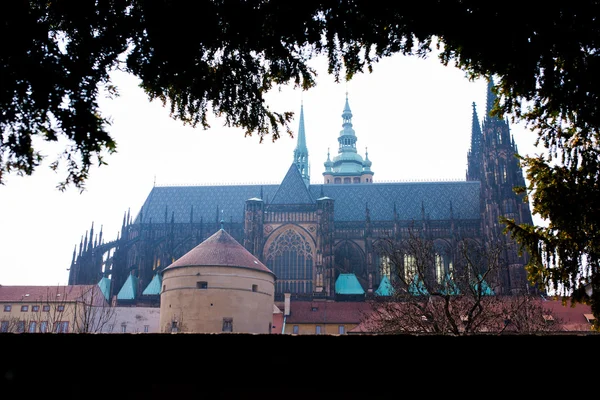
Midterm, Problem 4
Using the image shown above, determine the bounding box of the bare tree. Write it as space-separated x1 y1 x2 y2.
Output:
362 228 561 335
71 285 116 333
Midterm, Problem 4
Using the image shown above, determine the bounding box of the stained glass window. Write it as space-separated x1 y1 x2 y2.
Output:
266 228 314 295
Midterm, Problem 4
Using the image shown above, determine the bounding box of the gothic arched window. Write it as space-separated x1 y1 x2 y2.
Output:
334 241 365 280
266 228 314 295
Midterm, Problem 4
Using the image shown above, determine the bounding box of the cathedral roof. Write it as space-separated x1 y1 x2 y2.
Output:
473 274 495 296
375 275 394 296
135 180 480 226
117 274 138 300
98 277 111 301
335 273 365 295
270 163 314 204
408 275 428 296
142 273 162 295
440 273 460 295
163 228 275 277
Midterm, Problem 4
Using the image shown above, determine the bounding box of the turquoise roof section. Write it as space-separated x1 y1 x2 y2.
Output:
97 276 111 301
473 274 495 296
335 273 365 295
142 273 162 296
440 273 460 295
408 275 429 296
375 275 394 296
117 274 138 300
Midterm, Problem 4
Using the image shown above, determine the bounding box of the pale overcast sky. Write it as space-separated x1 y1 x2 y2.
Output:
0 53 545 286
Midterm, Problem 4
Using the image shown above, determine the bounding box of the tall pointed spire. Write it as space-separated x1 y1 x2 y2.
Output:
342 91 353 127
88 222 94 251
486 77 498 119
471 102 482 152
293 101 310 187
467 101 483 181
71 245 77 265
83 230 88 254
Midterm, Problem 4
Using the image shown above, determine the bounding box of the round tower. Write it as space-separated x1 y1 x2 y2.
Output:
159 225 276 333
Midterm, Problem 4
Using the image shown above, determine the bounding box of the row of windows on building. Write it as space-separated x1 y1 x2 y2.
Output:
326 177 371 184
0 320 69 333
108 324 150 333
3 304 64 312
380 255 454 283
291 325 346 334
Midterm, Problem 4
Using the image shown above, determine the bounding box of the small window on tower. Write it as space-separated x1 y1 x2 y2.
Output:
197 281 208 289
252 284 258 292
222 318 233 332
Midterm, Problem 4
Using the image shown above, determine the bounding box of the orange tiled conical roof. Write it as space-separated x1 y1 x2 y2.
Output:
163 229 275 277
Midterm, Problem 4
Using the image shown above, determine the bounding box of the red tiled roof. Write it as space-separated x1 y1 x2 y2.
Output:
164 229 275 277
348 297 596 333
286 301 372 324
0 285 106 306
539 298 595 331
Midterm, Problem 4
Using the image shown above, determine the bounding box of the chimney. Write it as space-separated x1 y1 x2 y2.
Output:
284 293 291 316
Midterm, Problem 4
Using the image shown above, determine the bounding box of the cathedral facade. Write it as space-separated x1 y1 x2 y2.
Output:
68 80 535 304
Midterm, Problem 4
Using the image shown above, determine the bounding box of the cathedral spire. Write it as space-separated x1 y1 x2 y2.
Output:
486 77 498 120
324 148 333 173
467 101 483 181
323 93 373 184
293 101 310 187
71 245 77 265
471 102 482 153
88 222 94 251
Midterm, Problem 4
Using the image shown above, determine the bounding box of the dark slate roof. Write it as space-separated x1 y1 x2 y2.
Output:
164 228 275 277
135 180 480 224
270 163 314 205
310 181 481 221
135 184 279 225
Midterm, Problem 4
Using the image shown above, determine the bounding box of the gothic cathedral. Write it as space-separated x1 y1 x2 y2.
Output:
68 79 535 305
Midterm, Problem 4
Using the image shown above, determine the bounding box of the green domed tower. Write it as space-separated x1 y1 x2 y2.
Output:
323 94 373 184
